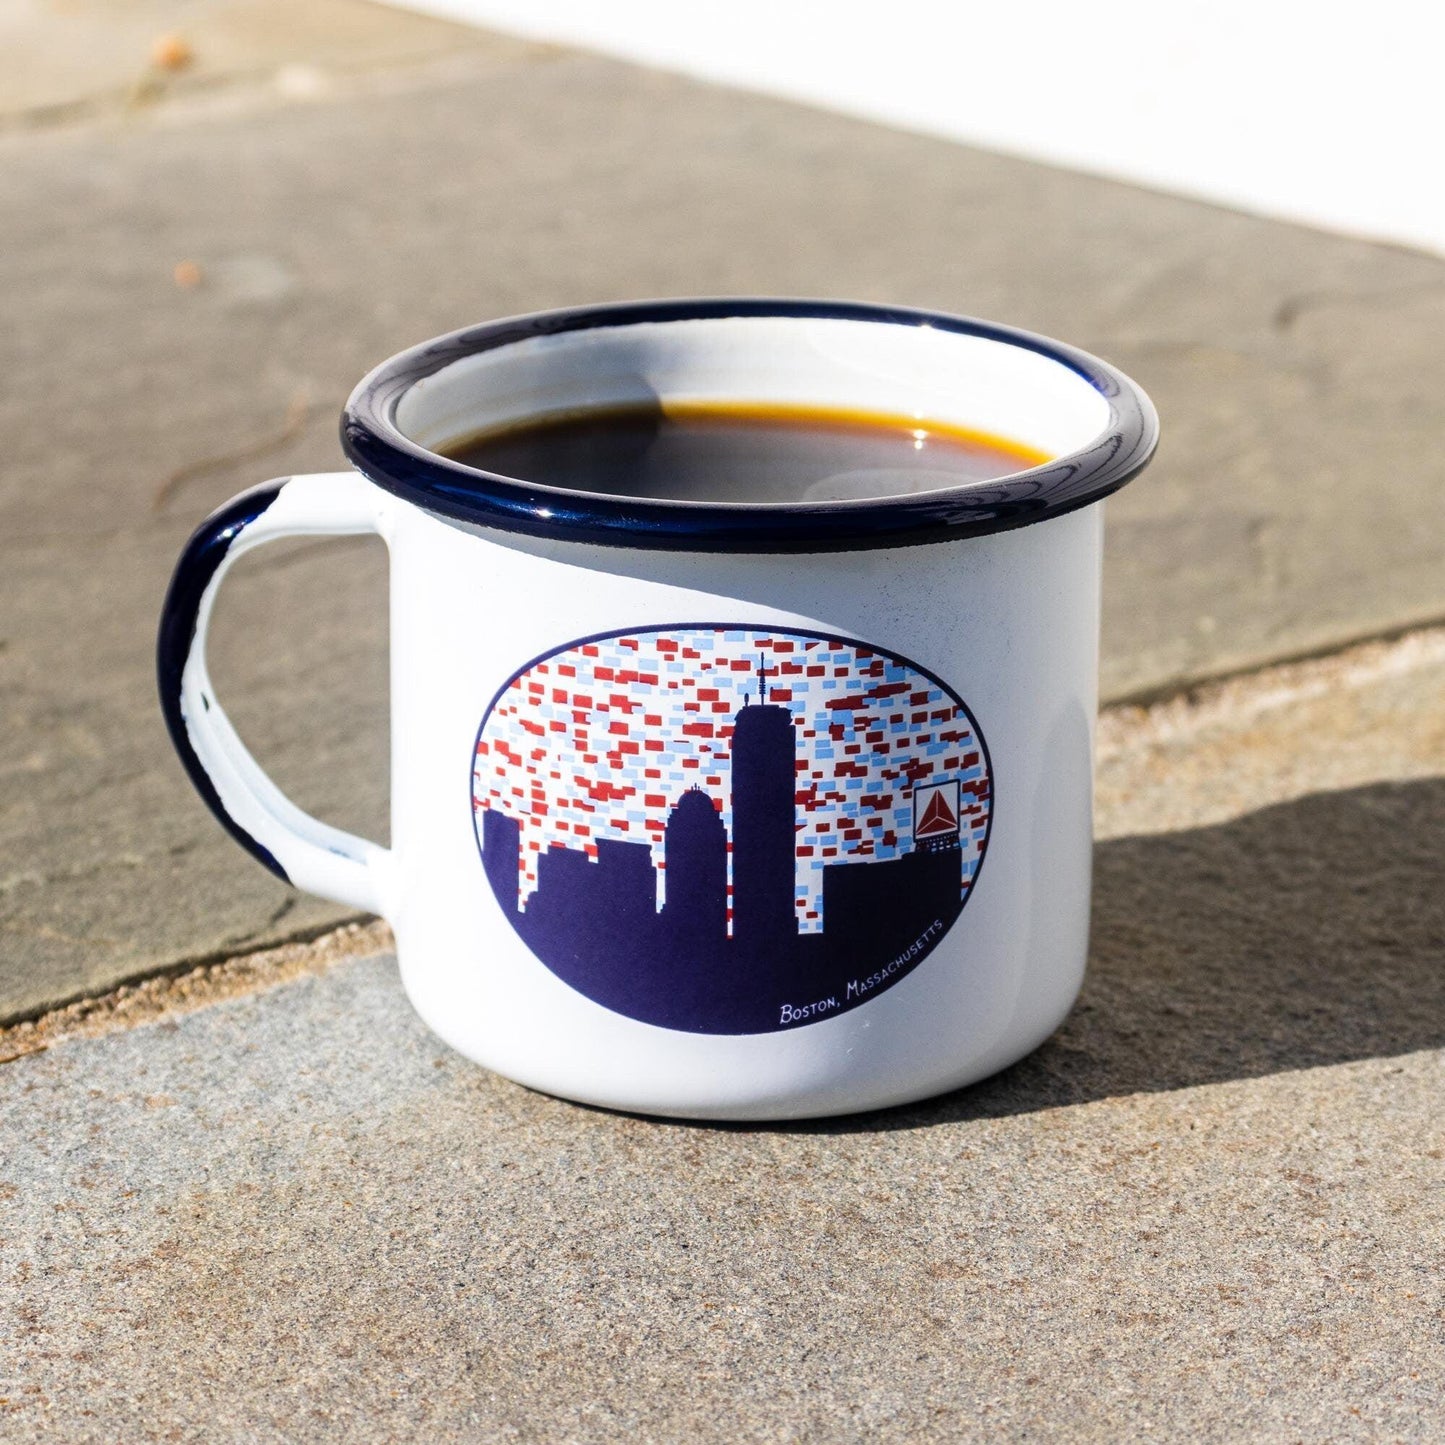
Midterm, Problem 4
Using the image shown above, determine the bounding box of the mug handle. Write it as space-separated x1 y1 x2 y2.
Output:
157 472 395 918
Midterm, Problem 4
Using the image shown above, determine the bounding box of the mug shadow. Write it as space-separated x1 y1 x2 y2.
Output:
769 776 1445 1134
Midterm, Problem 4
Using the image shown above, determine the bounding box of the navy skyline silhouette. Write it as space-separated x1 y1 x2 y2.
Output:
481 660 964 1034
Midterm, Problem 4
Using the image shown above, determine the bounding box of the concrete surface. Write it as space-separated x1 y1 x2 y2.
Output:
1095 626 1445 841
4 3 1444 1021
4 8 1442 1436
1 635 1442 1441
1 0 524 125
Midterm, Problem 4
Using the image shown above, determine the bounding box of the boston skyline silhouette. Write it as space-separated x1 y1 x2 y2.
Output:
481 658 967 1034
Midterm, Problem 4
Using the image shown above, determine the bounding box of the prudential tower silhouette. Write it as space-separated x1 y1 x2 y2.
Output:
730 656 798 949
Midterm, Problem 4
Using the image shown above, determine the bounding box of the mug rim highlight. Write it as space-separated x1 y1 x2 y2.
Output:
341 297 1158 553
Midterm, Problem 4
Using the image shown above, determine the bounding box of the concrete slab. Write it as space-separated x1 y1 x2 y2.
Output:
4 952 1443 1442
3 27 1443 1020
3 628 1443 1439
1096 626 1445 840
1 0 526 125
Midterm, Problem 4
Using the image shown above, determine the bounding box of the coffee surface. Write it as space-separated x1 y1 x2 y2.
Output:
440 402 1049 505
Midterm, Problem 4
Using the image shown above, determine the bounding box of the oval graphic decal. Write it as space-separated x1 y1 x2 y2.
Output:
472 626 992 1034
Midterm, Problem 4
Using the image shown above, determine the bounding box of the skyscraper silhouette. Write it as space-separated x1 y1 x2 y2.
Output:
482 807 522 918
662 787 727 939
730 658 798 949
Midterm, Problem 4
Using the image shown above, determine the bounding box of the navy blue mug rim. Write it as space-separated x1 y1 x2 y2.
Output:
340 297 1158 554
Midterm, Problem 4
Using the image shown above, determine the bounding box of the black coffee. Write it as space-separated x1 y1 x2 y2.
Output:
440 402 1049 505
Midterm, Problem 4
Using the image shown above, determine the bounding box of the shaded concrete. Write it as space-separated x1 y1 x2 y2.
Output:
3 18 1443 1019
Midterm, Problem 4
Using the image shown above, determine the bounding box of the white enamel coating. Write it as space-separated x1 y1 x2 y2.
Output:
173 317 1113 1120
177 472 398 916
388 503 1101 1118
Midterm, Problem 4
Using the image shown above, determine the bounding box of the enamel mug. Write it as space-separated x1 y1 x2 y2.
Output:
157 299 1157 1120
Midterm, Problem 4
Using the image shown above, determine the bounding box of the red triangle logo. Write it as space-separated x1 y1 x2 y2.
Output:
917 787 958 836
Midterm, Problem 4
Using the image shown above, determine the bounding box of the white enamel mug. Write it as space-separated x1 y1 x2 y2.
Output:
158 299 1157 1120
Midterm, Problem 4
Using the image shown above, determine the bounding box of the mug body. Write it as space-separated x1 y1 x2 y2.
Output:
159 300 1156 1121
385 499 1101 1119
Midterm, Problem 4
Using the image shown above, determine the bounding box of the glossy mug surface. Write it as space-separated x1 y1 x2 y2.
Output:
157 299 1157 1120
